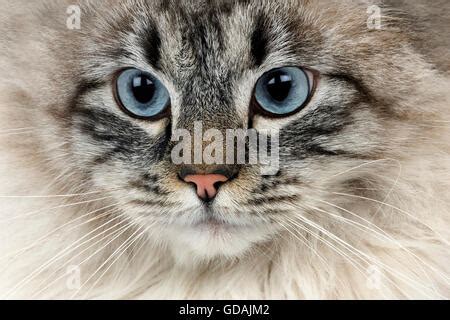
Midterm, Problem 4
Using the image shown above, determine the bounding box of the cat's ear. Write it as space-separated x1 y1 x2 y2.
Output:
384 0 450 73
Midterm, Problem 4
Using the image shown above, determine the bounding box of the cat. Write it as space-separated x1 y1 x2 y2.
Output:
0 0 449 299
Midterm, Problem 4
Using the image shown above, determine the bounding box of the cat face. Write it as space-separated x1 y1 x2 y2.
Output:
45 0 429 260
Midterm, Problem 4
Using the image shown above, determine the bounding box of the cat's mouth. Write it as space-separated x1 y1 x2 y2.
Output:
192 209 249 231
192 216 238 233
193 214 251 232
160 203 278 260
170 205 259 233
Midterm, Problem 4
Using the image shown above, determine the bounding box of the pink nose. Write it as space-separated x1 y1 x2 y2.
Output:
183 174 229 201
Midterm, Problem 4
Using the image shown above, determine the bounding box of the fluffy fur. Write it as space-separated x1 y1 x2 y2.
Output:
0 0 449 299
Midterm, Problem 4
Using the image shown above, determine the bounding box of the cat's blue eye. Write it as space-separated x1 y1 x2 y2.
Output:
115 68 170 119
254 67 314 117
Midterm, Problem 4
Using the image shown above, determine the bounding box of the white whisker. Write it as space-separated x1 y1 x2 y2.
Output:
281 204 443 298
311 198 450 285
3 211 131 298
79 223 152 299
30 214 132 298
0 203 119 264
0 196 115 223
332 192 450 246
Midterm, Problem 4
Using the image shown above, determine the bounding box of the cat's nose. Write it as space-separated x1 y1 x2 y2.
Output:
179 166 239 202
178 165 239 202
182 174 229 202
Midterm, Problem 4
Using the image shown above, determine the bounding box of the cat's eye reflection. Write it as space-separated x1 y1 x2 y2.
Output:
114 68 170 120
253 66 316 117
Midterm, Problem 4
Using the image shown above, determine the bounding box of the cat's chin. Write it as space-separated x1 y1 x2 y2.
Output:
161 215 275 263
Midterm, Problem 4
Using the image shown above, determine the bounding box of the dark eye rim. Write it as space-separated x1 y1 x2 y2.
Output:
112 68 171 121
250 66 320 119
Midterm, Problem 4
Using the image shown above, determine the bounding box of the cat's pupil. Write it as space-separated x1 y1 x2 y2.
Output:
266 72 292 102
132 75 155 104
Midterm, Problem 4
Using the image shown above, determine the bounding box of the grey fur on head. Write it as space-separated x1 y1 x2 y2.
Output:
0 0 449 299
